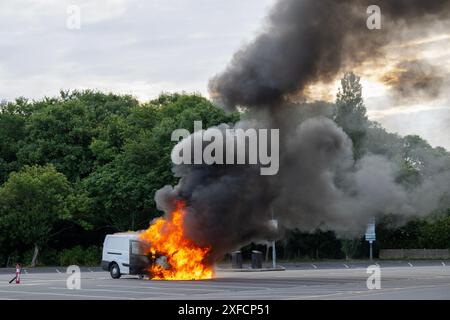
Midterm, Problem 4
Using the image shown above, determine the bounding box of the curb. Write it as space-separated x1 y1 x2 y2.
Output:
216 266 286 272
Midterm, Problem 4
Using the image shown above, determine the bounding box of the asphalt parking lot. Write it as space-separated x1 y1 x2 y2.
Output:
0 262 449 300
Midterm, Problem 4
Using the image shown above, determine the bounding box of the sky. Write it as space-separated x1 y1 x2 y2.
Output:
0 0 449 150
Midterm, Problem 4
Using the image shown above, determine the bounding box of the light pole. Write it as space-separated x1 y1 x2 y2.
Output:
272 240 276 269
270 209 278 269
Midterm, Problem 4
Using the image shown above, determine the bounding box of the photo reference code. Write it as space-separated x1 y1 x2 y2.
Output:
178 304 270 318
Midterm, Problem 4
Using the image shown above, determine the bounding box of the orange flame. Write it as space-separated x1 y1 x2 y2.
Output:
139 201 214 280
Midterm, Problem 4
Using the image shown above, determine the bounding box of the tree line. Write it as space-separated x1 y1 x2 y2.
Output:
0 91 238 266
0 73 449 266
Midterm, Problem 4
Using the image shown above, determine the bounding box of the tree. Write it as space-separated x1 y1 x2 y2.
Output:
0 99 31 184
0 165 90 266
341 238 362 260
83 93 239 232
334 72 369 158
0 88 446 265
17 91 139 182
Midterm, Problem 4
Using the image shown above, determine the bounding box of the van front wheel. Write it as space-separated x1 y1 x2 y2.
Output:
110 263 121 279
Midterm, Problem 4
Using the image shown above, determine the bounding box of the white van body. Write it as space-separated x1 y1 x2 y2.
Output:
101 233 150 279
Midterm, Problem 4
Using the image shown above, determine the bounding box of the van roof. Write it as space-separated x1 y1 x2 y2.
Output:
107 232 143 239
113 231 142 235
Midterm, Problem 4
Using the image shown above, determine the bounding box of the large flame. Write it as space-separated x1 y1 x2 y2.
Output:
139 201 214 280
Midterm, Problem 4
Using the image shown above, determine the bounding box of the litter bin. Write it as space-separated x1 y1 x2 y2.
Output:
231 251 243 269
251 250 263 269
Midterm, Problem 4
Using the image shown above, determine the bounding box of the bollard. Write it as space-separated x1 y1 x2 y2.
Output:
251 250 263 269
231 251 243 269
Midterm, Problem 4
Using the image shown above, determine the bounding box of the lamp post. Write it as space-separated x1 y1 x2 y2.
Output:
270 209 278 269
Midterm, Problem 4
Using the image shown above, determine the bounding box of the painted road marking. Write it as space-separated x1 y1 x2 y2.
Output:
49 287 187 296
0 283 44 287
0 289 135 300
311 264 318 269
95 284 229 292
0 279 66 284
105 282 275 290
336 283 450 300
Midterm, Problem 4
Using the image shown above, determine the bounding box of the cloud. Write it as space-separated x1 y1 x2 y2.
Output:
0 0 448 152
376 107 450 150
0 0 274 101
380 59 446 103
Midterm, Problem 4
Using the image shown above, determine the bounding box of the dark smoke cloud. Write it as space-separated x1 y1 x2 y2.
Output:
155 114 450 260
381 59 445 102
209 0 450 111
150 0 450 260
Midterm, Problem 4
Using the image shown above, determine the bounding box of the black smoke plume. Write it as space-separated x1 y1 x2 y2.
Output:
209 0 450 111
152 0 450 261
381 59 445 103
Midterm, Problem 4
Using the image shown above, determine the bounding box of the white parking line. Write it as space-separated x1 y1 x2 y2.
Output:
95 284 229 292
311 264 318 269
4 279 66 284
287 291 358 300
336 283 450 300
0 289 135 300
104 282 270 291
49 287 187 296
0 283 44 287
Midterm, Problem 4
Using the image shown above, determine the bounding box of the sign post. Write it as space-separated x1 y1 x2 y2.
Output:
365 218 376 261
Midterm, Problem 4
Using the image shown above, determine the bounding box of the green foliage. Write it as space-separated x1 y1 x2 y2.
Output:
82 93 238 232
0 87 448 265
0 165 71 248
0 164 93 264
376 210 450 250
0 100 30 184
0 91 238 252
283 229 343 260
58 246 101 267
334 72 369 158
17 91 139 181
341 238 362 260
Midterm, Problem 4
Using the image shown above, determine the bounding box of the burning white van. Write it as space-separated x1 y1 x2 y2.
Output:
101 233 150 279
